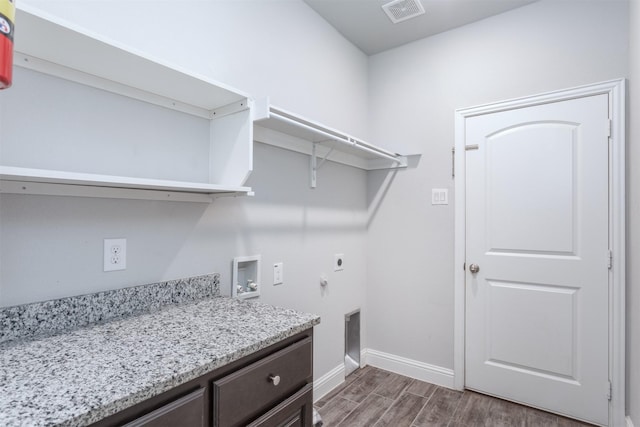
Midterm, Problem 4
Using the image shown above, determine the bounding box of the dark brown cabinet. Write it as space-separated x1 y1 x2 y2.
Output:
122 388 206 427
213 337 312 426
247 384 313 427
91 329 313 427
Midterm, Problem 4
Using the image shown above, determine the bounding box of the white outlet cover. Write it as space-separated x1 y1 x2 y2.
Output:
334 254 345 271
104 238 126 272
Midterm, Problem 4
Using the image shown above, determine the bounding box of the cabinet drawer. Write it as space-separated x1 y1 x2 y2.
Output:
247 383 312 427
122 388 205 427
213 337 312 427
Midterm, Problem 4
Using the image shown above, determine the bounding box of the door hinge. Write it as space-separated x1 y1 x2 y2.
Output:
606 380 612 401
606 119 612 138
607 250 613 269
452 147 455 179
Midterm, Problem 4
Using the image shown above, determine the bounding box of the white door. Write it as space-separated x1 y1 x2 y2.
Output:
464 94 610 425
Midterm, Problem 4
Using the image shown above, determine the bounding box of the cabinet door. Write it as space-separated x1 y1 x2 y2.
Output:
122 388 205 427
247 384 313 427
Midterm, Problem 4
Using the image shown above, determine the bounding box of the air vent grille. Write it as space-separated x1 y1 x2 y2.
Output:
382 0 425 24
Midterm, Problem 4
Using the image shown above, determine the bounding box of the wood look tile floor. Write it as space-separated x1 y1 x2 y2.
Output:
315 366 595 427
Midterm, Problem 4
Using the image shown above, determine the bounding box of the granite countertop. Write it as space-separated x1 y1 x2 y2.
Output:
0 293 320 426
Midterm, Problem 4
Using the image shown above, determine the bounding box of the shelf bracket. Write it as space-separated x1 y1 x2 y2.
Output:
311 143 317 188
317 144 336 170
310 142 337 189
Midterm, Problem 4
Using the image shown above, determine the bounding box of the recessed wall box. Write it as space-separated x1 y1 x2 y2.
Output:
232 255 261 299
345 309 361 377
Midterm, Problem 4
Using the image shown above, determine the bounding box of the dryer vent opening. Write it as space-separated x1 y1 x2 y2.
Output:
345 310 361 377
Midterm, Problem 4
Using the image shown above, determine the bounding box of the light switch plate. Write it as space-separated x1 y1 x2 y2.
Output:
432 188 448 205
273 262 284 285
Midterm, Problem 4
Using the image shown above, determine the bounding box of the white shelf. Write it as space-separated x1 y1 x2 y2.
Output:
253 99 412 178
13 4 250 118
0 167 253 202
1 5 254 201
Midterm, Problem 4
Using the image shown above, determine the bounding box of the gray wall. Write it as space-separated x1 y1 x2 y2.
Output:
0 0 369 383
20 0 370 140
628 0 639 424
366 0 629 371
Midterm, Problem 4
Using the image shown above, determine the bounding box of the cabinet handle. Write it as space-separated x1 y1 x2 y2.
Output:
268 374 281 386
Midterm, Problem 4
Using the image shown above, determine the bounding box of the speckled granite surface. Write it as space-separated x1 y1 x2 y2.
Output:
0 296 320 427
0 274 219 344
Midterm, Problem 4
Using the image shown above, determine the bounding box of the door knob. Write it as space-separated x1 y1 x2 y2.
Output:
469 264 480 274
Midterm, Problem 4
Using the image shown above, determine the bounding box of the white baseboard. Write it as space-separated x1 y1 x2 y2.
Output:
313 349 454 404
628 416 636 427
361 348 369 366
363 348 455 389
313 363 345 403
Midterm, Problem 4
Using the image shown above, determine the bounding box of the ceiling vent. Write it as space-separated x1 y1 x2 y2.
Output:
382 0 425 24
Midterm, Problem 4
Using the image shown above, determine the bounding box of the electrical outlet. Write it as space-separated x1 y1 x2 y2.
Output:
273 262 284 285
334 254 344 272
104 238 126 272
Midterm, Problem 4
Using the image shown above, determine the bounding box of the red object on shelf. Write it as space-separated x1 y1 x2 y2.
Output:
0 0 15 89
0 35 12 89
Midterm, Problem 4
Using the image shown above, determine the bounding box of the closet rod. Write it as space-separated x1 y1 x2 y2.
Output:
269 112 402 164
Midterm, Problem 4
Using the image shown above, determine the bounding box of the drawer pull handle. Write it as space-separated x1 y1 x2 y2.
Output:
268 375 281 386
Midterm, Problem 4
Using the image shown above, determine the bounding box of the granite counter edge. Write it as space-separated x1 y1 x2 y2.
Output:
64 317 320 426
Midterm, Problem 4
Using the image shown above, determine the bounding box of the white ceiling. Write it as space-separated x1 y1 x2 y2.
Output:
303 0 539 55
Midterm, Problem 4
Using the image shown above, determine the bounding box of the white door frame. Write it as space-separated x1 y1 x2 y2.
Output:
453 79 626 426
